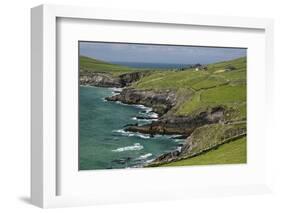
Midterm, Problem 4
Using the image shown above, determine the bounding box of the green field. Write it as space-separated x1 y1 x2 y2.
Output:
80 56 137 76
160 136 247 167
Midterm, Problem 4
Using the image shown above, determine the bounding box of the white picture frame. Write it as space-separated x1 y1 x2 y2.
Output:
31 4 274 208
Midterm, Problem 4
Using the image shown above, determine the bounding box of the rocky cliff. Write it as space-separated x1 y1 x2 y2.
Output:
106 87 226 135
125 106 225 136
80 71 150 88
106 88 177 115
80 73 121 87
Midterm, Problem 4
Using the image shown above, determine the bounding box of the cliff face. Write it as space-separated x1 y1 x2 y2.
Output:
106 88 177 115
106 88 227 136
119 72 149 86
80 73 121 87
125 106 225 136
80 71 150 88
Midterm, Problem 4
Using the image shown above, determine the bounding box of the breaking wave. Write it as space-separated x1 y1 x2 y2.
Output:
136 153 153 160
112 129 151 139
112 143 144 152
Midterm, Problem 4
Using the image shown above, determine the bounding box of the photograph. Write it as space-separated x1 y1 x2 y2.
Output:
79 41 247 170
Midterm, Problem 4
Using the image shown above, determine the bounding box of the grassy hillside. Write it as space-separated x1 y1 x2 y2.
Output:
159 136 246 167
79 56 137 76
132 57 246 121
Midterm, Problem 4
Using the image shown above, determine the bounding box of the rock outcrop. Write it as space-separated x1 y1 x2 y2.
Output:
106 87 227 137
80 73 121 87
119 72 149 86
80 71 150 88
125 106 226 136
106 88 177 115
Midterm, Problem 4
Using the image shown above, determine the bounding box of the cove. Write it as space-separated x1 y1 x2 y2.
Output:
79 86 183 170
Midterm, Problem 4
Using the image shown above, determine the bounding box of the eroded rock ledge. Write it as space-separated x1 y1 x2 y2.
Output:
106 88 178 115
80 71 150 88
106 87 227 137
126 106 226 136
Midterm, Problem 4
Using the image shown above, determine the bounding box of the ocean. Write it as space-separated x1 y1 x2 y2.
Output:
79 86 183 170
113 61 192 69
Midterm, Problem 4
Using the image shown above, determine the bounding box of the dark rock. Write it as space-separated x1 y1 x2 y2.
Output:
112 157 132 165
123 123 138 128
106 88 177 115
119 72 150 87
80 71 151 88
80 73 121 87
135 116 156 120
171 135 187 139
152 150 180 163
125 106 225 136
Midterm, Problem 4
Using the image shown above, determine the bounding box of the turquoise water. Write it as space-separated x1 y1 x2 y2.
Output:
79 86 183 170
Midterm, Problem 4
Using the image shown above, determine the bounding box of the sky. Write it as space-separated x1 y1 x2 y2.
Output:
79 42 246 65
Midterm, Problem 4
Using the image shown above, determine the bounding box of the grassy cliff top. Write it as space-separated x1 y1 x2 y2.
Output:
79 56 137 76
132 57 246 119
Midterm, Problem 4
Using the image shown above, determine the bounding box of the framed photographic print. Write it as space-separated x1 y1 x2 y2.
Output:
31 4 274 208
78 41 247 170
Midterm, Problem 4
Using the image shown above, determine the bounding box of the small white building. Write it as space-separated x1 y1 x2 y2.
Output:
194 65 207 71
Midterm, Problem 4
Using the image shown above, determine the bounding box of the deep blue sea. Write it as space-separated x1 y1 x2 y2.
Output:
113 61 192 69
79 86 183 170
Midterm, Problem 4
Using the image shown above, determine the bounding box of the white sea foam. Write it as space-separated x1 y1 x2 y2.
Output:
148 112 159 118
139 109 152 115
145 108 152 113
136 133 150 139
176 146 182 152
134 104 149 110
131 117 158 122
174 139 185 143
170 134 182 138
112 129 130 135
136 153 153 160
115 101 130 106
112 143 143 152
110 87 123 92
145 159 155 164
112 129 151 139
